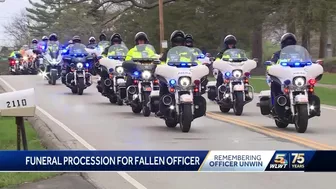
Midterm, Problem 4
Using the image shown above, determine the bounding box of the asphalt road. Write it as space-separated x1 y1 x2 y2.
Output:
0 75 335 189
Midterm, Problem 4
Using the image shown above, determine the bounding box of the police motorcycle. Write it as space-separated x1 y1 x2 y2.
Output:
96 44 129 105
258 45 323 133
16 48 31 74
8 53 23 75
207 49 256 116
63 44 93 95
122 44 161 117
154 46 209 132
39 44 63 85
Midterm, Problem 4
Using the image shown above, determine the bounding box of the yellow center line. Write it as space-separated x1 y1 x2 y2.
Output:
206 112 335 150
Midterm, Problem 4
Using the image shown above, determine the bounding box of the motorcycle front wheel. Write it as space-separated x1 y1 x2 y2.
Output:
77 78 85 95
179 104 193 133
142 92 151 117
295 104 309 133
233 91 244 116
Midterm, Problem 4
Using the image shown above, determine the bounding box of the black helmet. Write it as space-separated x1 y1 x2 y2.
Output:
110 33 122 44
42 36 48 41
170 30 185 46
89 36 96 43
280 33 297 49
185 34 193 47
99 33 107 41
135 32 149 44
31 39 38 44
49 33 58 41
72 35 81 43
224 35 237 48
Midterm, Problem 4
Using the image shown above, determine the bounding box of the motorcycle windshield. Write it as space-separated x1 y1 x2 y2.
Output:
69 44 88 57
279 45 312 67
128 44 157 62
193 48 207 59
107 44 129 60
48 43 60 59
167 46 198 67
222 49 248 62
97 41 111 51
38 41 47 52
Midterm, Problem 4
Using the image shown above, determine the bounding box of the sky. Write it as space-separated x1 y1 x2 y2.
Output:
0 0 33 46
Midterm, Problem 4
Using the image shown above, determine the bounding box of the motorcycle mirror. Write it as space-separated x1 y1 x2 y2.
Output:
264 61 272 66
153 60 161 65
316 59 323 65
97 56 103 60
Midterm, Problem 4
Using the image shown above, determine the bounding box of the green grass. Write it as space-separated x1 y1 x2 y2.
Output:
249 78 336 106
319 73 336 85
0 117 57 188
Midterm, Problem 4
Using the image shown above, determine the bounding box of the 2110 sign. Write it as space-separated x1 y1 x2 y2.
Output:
6 99 27 108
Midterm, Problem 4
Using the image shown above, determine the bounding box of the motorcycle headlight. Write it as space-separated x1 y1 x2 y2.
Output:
294 77 306 87
232 70 242 78
179 77 191 87
77 63 83 69
141 70 152 79
15 60 19 63
116 66 124 74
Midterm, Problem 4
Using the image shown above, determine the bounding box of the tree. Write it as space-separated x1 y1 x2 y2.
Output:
3 11 32 47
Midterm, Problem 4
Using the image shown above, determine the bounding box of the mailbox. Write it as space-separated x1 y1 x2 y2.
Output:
0 88 36 117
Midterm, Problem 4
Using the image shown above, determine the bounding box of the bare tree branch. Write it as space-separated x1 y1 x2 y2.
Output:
2 11 31 46
102 5 134 26
51 0 176 10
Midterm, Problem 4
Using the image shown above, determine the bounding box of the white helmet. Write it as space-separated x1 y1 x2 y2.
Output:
89 36 96 42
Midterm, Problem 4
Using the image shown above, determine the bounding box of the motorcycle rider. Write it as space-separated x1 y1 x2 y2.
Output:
42 36 48 43
62 35 91 86
99 33 107 42
8 50 22 67
102 33 123 57
213 34 251 101
184 33 208 94
87 36 97 49
31 39 39 49
123 32 156 100
48 33 60 50
156 30 196 116
215 35 237 88
267 33 320 115
30 39 42 68
97 33 124 95
125 32 155 61
268 33 297 106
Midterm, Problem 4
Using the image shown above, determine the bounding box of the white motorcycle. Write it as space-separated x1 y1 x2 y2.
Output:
207 49 257 115
258 45 323 133
155 46 209 132
98 44 129 105
40 47 62 85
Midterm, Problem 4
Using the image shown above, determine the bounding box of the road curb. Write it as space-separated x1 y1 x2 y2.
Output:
0 86 100 189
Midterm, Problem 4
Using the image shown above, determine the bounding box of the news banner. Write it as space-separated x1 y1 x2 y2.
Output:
0 150 335 172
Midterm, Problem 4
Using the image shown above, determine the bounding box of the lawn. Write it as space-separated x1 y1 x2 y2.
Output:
249 78 336 106
0 117 57 188
319 73 336 85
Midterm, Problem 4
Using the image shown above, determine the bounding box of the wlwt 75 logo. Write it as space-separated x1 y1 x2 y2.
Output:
269 153 288 169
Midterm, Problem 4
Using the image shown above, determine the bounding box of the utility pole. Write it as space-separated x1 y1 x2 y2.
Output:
159 0 165 53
